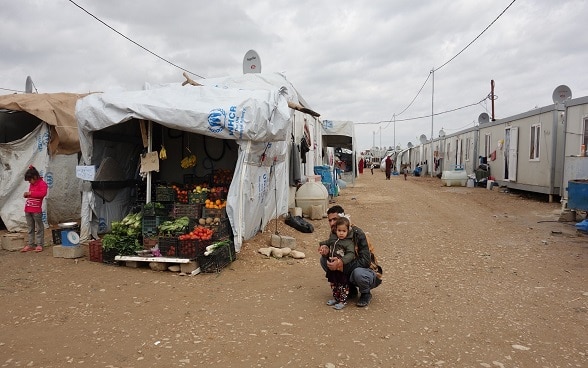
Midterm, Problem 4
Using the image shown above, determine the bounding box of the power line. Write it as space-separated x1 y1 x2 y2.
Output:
0 87 25 93
356 95 488 125
67 0 205 79
434 0 517 72
386 0 516 124
396 71 433 117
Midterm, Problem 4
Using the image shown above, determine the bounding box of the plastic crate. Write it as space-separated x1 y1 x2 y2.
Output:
142 202 172 217
52 229 62 245
142 236 158 250
155 186 175 202
197 240 236 273
158 236 179 257
142 216 170 237
188 192 208 204
172 203 202 219
202 207 227 219
178 238 211 259
102 248 119 264
88 239 102 262
211 218 232 241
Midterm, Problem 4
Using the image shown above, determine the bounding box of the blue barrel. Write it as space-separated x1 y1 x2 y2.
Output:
567 179 588 211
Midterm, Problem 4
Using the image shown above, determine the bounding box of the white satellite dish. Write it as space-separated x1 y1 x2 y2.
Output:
439 129 446 138
25 76 33 93
419 134 427 144
478 113 490 125
243 50 261 74
407 142 414 148
552 85 572 104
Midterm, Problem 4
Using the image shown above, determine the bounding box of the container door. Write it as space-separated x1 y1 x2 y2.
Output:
506 127 518 181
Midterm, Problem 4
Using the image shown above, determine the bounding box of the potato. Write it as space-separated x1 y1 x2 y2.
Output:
205 217 213 224
198 218 206 225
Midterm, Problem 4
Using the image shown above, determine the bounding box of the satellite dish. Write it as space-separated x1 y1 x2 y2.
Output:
396 145 401 151
25 76 33 93
478 113 490 125
552 85 572 104
407 142 414 148
419 134 427 144
439 129 446 138
243 50 261 74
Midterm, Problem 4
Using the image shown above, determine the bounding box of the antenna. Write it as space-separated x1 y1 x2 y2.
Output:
419 134 427 144
478 112 490 125
243 50 261 74
552 85 572 104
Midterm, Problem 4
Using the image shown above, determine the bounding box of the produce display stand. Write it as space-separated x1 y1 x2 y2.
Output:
115 255 191 263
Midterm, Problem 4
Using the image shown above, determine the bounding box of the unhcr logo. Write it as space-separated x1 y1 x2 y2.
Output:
208 108 226 134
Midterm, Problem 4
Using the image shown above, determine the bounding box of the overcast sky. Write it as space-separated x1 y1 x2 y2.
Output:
2 0 587 152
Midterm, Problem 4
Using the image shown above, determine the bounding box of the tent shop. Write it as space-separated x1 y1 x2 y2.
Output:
75 73 324 264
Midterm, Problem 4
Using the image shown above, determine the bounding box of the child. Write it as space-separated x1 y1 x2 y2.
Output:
20 165 48 253
319 217 356 310
403 166 408 180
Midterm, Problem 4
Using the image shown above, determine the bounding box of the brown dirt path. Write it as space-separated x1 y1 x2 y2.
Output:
0 172 586 367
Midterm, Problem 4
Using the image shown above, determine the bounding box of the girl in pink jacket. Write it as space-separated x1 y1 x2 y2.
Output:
20 166 48 253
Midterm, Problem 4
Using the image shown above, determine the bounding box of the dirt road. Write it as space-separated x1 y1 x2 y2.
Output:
0 173 586 367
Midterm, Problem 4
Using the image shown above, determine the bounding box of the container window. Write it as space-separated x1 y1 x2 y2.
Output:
530 124 540 160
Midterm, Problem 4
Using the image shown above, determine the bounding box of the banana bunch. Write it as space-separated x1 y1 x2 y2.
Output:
159 145 167 160
181 154 197 169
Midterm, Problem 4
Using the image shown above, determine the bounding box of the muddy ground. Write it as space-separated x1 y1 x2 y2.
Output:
0 172 586 368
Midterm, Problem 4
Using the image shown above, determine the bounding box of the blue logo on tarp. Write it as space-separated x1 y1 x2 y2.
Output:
98 218 107 232
208 109 226 134
45 172 54 188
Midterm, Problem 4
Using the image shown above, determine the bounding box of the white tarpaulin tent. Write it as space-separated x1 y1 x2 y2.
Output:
321 120 356 185
76 73 308 251
0 93 86 232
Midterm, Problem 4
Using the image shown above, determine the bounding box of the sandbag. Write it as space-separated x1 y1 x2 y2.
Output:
285 215 314 233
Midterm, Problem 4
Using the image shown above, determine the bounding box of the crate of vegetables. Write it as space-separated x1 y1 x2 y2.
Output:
172 203 201 219
211 218 232 241
157 236 179 257
157 216 191 237
155 186 175 202
177 225 214 258
142 216 169 237
142 202 171 217
188 191 208 204
197 239 236 273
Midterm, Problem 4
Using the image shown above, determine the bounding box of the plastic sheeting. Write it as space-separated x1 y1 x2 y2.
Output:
0 124 80 231
75 73 302 250
76 81 292 166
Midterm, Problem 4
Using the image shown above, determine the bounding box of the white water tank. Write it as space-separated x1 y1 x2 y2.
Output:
441 170 468 187
295 181 328 217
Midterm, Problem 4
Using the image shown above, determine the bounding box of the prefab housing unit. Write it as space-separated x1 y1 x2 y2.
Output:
477 103 566 202
561 96 588 208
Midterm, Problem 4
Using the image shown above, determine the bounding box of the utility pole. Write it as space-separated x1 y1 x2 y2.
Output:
430 68 435 177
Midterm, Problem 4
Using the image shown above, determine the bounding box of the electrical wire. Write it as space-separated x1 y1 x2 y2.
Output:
383 0 516 124
434 0 517 72
356 96 488 125
0 87 25 93
67 0 205 79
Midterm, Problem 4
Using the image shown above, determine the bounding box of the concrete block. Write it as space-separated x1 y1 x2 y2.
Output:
125 261 140 268
270 234 296 249
181 261 198 274
310 205 323 220
52 245 85 259
2 234 25 251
